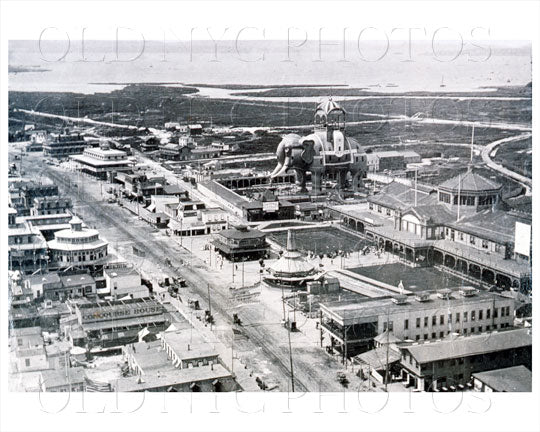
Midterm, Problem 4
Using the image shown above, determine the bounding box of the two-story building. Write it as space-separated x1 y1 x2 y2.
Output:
319 287 515 360
47 216 108 269
8 208 48 274
399 328 532 391
212 226 268 261
70 143 134 180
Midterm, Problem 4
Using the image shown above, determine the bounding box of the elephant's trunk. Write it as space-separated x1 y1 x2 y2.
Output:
270 162 283 177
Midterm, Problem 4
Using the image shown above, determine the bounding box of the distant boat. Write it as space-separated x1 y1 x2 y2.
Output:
385 83 398 88
369 84 381 88
440 76 446 88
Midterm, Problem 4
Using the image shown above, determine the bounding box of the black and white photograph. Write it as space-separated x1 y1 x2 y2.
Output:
1 1 538 432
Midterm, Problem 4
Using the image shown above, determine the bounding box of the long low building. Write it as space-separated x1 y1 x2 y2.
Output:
399 328 532 391
319 287 515 361
331 169 532 292
116 329 237 392
70 144 134 180
66 297 169 348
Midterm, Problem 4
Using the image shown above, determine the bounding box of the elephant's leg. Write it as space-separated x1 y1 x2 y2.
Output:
351 170 363 192
312 169 323 194
295 170 308 193
336 170 347 190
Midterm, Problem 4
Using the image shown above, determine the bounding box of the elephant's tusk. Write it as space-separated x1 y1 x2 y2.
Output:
272 156 291 178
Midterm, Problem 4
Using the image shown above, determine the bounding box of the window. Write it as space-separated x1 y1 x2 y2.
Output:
482 240 489 249
471 311 476 321
439 192 451 204
25 359 30 367
459 232 464 241
440 331 444 338
479 310 483 320
486 325 490 331
487 309 491 319
424 317 428 327
479 326 483 332
416 318 421 328
456 312 460 323
431 332 436 339
506 306 511 316
432 316 437 326
424 334 428 340
470 236 476 245
494 308 498 318
415 335 420 341
440 315 444 325
463 328 468 335
404 319 409 330
448 313 452 324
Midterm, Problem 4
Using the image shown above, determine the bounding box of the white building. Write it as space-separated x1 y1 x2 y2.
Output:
103 264 149 299
47 216 108 269
70 144 133 180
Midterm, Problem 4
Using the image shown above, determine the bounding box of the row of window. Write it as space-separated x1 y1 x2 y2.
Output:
405 306 511 330
55 251 106 262
407 322 511 344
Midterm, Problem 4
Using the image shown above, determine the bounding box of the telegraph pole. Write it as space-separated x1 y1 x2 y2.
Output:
287 315 295 392
207 283 212 331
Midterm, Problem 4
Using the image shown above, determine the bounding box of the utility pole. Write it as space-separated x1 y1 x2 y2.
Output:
414 169 418 207
470 125 475 163
385 307 390 392
287 314 295 392
456 173 461 222
207 283 212 331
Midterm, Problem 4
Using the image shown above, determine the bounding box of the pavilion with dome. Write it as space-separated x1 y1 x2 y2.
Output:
47 216 109 269
263 230 320 289
332 167 531 292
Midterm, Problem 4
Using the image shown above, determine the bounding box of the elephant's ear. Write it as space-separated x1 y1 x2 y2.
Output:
301 141 315 164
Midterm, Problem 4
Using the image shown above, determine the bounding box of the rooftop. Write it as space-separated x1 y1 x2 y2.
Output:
115 363 231 392
217 226 266 240
404 328 532 364
354 347 401 370
25 273 61 286
60 274 95 287
472 365 532 392
369 181 437 211
321 289 512 326
439 168 502 192
41 366 87 389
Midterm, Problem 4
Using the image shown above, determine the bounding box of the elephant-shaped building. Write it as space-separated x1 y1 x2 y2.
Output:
270 99 367 194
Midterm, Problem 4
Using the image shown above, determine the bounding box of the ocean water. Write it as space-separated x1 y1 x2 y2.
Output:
9 40 532 97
